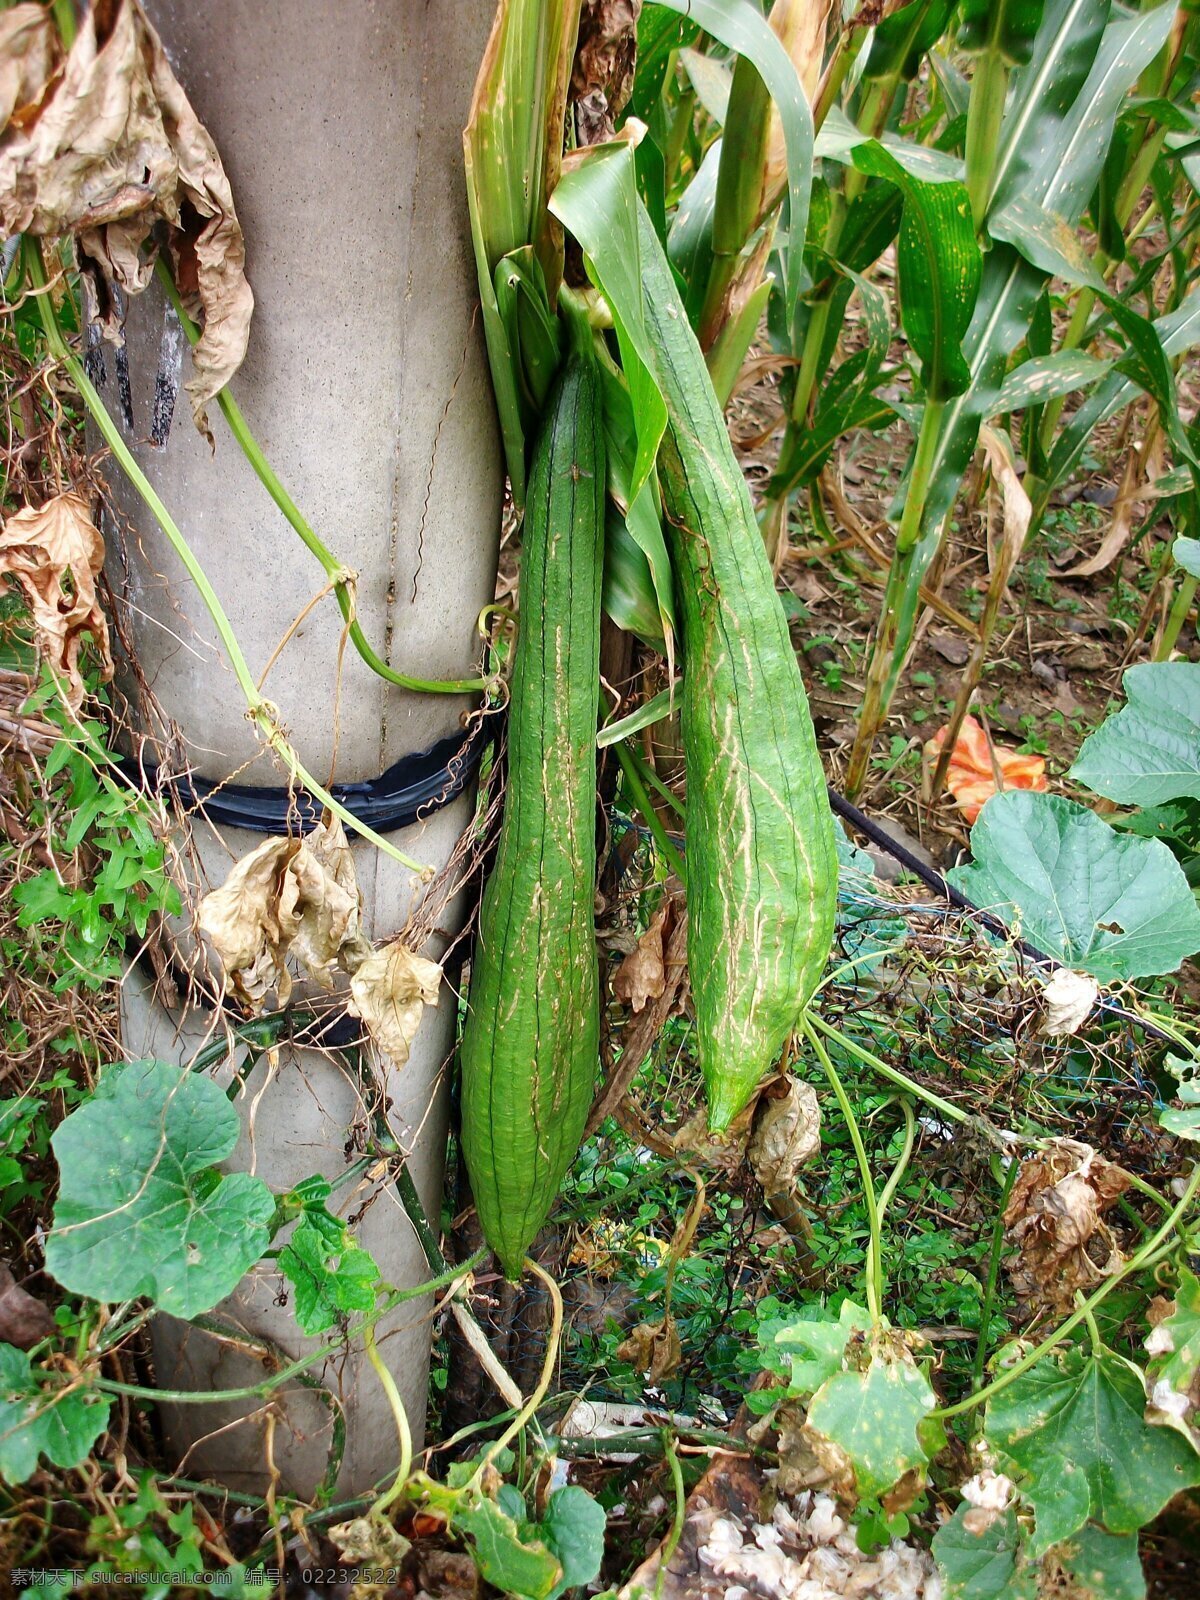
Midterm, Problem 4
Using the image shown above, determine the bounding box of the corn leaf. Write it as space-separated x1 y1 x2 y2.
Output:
654 0 814 345
464 0 580 502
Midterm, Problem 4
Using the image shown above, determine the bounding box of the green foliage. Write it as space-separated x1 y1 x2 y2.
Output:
1071 662 1200 808
984 1344 1200 1555
948 790 1200 979
805 1352 937 1500
0 1342 110 1484
44 1059 276 1319
276 1177 380 1335
932 1506 1038 1599
9 704 179 993
774 1300 872 1396
453 1484 605 1600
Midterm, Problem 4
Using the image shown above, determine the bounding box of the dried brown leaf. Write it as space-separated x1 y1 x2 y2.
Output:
1039 969 1099 1037
0 5 58 130
328 1516 411 1597
0 493 113 707
0 0 253 439
1004 1139 1131 1315
349 941 442 1068
748 1077 821 1195
617 1315 681 1382
613 902 671 1013
572 0 639 145
197 815 368 1008
763 0 832 206
197 835 303 1007
289 814 369 989
0 1264 55 1350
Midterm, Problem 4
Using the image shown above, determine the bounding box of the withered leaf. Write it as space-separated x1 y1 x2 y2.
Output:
0 5 58 130
1004 1139 1130 1315
288 814 369 991
197 835 303 1007
748 1077 821 1196
197 814 368 1008
0 1264 55 1350
613 902 671 1014
1040 968 1099 1037
617 1315 681 1383
0 0 253 440
571 0 639 144
0 493 113 707
349 941 442 1069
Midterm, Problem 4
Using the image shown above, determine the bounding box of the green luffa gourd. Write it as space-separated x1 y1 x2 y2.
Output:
459 347 605 1278
638 204 838 1130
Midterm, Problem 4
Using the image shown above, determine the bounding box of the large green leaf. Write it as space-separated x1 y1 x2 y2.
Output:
1071 662 1200 808
1050 1526 1146 1600
988 192 1106 288
668 141 721 327
985 1345 1200 1553
629 3 700 122
552 142 667 503
45 1060 276 1319
805 1355 936 1500
959 0 1046 65
1174 536 1200 579
947 790 1200 981
454 1498 562 1600
932 1506 1038 1600
1044 281 1200 495
278 1214 379 1337
816 110 965 184
920 0 1173 540
992 350 1112 414
0 1343 110 1485
541 1487 607 1600
598 363 676 651
1146 1263 1200 1448
865 0 959 83
773 1301 873 1396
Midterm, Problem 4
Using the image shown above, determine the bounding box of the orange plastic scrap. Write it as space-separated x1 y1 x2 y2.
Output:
924 714 1048 824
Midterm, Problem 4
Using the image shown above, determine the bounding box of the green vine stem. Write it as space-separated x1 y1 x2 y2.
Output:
971 1154 1019 1392
803 1016 884 1322
155 262 489 697
875 1097 916 1237
95 1250 484 1407
25 242 431 878
808 1011 970 1129
656 1431 688 1600
616 741 687 885
466 1257 564 1491
364 1316 414 1515
935 1162 1200 1421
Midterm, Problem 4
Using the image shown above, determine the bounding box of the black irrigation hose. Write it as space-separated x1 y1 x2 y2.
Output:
120 714 492 836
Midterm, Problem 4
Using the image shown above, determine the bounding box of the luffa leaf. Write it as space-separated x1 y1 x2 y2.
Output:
805 1355 936 1500
932 1505 1038 1600
1049 1526 1146 1600
1071 662 1200 808
44 1059 275 1319
774 1300 872 1396
985 1344 1200 1552
0 1343 110 1485
948 791 1200 980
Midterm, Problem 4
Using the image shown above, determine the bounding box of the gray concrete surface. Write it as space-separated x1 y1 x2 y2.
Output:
105 1 502 1497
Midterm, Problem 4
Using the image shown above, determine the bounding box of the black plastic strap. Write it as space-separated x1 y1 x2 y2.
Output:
123 716 491 836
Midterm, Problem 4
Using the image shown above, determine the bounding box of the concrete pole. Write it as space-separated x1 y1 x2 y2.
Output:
104 1 501 1497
